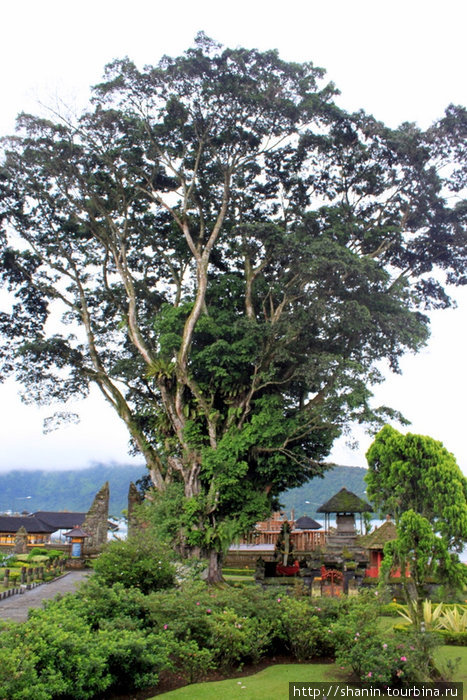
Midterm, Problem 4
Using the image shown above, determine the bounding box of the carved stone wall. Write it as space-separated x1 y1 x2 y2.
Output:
82 482 109 552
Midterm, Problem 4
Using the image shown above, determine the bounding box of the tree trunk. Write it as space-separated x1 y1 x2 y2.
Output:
206 549 224 584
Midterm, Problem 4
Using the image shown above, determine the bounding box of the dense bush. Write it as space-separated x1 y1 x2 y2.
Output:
278 597 333 660
331 595 444 685
210 608 273 668
92 530 175 593
0 577 450 698
27 548 48 560
0 595 174 699
47 549 65 561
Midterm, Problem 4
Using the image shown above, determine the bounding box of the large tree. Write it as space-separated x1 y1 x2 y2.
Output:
1 35 466 580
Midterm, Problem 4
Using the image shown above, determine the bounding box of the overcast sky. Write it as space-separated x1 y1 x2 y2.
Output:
0 0 465 474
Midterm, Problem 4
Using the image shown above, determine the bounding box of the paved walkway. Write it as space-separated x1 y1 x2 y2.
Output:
0 571 89 623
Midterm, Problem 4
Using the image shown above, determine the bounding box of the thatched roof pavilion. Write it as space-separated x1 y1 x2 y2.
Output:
317 487 372 534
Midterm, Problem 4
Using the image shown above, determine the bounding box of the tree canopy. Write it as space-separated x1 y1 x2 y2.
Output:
366 426 467 619
365 425 467 550
1 34 466 579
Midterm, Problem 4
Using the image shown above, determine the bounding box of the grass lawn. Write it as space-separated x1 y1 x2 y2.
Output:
154 647 467 699
152 662 342 699
436 645 467 682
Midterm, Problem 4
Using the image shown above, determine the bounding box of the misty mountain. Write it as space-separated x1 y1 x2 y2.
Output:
0 463 369 520
0 463 146 517
280 465 369 519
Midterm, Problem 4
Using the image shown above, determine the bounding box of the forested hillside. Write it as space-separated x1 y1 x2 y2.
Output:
0 463 368 520
0 463 145 517
281 466 369 519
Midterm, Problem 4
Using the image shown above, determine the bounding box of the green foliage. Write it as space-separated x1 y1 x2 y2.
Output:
172 639 216 683
366 426 467 549
98 627 172 690
0 606 111 699
278 597 332 660
335 630 440 685
380 510 467 626
210 608 273 669
27 548 48 559
1 574 458 697
366 426 467 623
433 631 467 646
332 595 442 684
92 530 175 593
0 591 174 699
0 553 16 566
438 605 467 632
395 600 444 629
28 555 49 563
46 549 65 561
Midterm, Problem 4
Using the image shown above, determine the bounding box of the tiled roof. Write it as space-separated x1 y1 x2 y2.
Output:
0 515 52 534
32 512 86 529
63 526 91 538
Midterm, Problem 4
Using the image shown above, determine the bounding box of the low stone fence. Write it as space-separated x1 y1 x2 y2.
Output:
1 559 68 599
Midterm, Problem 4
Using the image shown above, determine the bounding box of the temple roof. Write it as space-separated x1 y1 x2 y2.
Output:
317 487 372 514
0 515 52 533
359 520 397 549
294 516 322 530
63 526 90 539
33 511 86 529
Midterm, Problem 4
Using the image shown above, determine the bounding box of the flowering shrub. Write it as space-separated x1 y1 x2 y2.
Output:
332 595 443 685
172 639 216 682
210 608 274 668
334 632 436 685
0 599 174 699
278 597 333 660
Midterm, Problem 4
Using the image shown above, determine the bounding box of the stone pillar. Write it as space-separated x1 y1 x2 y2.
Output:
311 577 322 598
3 569 9 588
20 567 26 584
82 482 110 552
127 482 142 538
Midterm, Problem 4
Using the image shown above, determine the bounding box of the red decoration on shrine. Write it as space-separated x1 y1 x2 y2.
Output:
276 561 300 576
320 565 343 582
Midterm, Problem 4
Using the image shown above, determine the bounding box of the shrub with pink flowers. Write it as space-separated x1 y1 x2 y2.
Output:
331 596 443 685
278 597 333 661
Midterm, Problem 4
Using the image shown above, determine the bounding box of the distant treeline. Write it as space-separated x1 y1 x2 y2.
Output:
0 463 368 520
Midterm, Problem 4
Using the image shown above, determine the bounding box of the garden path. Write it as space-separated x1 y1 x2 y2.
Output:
0 570 89 622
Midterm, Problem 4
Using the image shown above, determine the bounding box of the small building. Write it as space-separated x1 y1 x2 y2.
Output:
293 516 323 550
317 487 372 535
359 518 397 578
0 515 52 546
